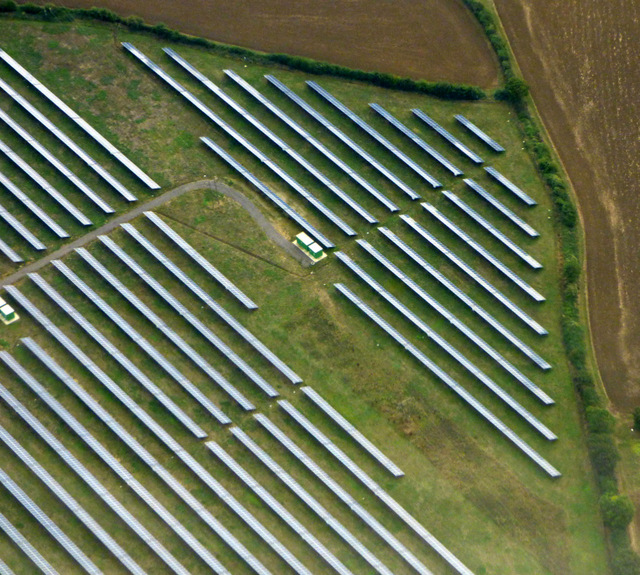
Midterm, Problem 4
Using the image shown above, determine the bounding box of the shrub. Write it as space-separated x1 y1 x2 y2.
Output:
588 434 620 478
0 1 17 12
612 546 640 575
586 407 616 434
601 494 635 530
563 254 581 286
633 407 640 430
495 77 529 103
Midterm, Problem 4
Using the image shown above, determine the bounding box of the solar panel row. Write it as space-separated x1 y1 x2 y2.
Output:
0 138 91 226
50 259 229 425
0 237 22 263
0 551 18 575
454 115 505 153
0 512 58 575
20 338 232 575
121 223 302 384
28 271 208 436
0 109 114 213
464 178 538 237
206 440 353 575
0 48 160 190
98 235 278 398
307 81 439 191
224 69 398 212
0 429 142 574
484 167 536 206
164 49 377 225
230 425 393 575
369 103 462 176
335 251 555 438
0 375 189 575
334 283 561 478
412 109 483 164
266 75 418 201
0 171 68 238
0 201 45 250
356 239 553 403
0 78 137 201
400 215 548 334
142 211 258 309
300 385 404 476
378 226 551 367
74 247 255 411
443 191 542 269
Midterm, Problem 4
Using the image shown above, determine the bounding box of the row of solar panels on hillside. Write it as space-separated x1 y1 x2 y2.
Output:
0 108 114 213
307 81 439 191
0 376 188 575
0 200 45 251
164 49 377 225
335 251 554 438
224 69 399 212
0 236 22 263
378 226 551 367
19 337 233 575
266 74 419 201
401 215 548 334
356 239 553 400
0 48 159 190
49 258 230 426
0 511 56 575
485 167 536 206
334 283 560 478
455 115 505 152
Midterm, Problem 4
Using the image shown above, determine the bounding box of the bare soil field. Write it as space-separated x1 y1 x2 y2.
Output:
494 0 640 413
18 0 499 87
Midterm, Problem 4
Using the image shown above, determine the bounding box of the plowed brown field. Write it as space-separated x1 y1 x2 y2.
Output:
494 0 640 413
17 0 498 87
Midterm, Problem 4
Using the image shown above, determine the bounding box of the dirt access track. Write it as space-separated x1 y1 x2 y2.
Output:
18 0 498 88
494 0 640 412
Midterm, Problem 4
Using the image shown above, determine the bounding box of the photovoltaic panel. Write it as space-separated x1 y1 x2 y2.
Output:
454 115 505 152
0 512 58 575
0 108 114 213
121 223 302 384
484 167 536 206
335 251 555 436
300 386 404 476
165 49 376 224
0 556 15 575
307 81 439 190
0 78 137 201
0 48 160 190
378 226 551 367
357 239 553 402
0 237 22 263
369 103 462 176
224 69 398 212
50 259 230 425
0 171 68 238
412 109 483 164
266 75 418 201
334 282 561 478
0 200 46 250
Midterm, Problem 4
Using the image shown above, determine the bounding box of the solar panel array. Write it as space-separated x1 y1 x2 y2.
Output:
229 425 393 575
412 109 483 164
0 138 91 226
0 557 14 575
401 215 548 334
464 178 538 237
300 385 404 476
335 251 554 438
307 81 439 191
422 202 545 299
0 48 159 190
0 237 22 263
121 222 302 383
266 74 418 201
485 166 536 206
0 171 68 238
0 512 57 575
379 226 551 365
28 271 208 436
356 239 553 402
0 201 45 250
0 108 114 213
443 191 542 268
20 338 232 575
0 428 142 574
224 69 398 212
49 258 229 425
0 78 137 201
164 49 376 225
334 283 561 478
454 115 505 153
0 374 189 575
369 103 462 176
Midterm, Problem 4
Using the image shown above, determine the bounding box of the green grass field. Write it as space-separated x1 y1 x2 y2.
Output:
0 17 610 575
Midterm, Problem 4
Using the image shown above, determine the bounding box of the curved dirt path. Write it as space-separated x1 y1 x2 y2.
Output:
0 178 309 288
